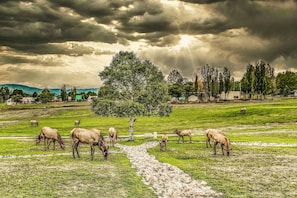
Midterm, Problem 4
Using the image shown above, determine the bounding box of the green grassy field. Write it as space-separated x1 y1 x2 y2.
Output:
0 99 297 197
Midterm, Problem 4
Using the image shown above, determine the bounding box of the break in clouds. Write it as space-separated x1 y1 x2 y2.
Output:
0 0 296 87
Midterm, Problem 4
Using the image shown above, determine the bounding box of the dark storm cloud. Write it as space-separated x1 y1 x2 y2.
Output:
0 0 119 51
0 0 175 54
217 0 297 38
213 0 297 62
0 55 31 65
1 54 63 66
116 1 172 33
179 18 234 34
1 0 297 87
1 43 95 56
48 0 131 23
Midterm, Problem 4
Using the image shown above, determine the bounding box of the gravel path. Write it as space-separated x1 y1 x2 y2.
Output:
116 141 222 198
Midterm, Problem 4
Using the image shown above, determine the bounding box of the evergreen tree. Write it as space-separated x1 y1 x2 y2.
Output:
60 84 68 101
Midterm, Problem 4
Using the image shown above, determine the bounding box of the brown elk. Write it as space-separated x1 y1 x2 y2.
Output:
108 127 118 147
71 128 108 160
36 126 65 151
206 128 225 148
174 129 192 143
74 120 80 127
240 107 246 114
160 134 168 151
30 120 38 127
213 132 231 156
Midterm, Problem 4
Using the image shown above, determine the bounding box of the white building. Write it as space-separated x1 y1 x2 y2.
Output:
21 97 35 104
220 91 241 100
6 98 16 105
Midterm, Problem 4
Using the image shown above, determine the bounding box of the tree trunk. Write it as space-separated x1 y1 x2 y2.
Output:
128 117 136 141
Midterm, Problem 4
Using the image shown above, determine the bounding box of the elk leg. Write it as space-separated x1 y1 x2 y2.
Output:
72 141 79 159
90 144 94 160
221 143 224 155
76 142 80 158
209 139 212 148
47 139 52 150
52 140 56 151
206 137 212 148
189 135 192 143
182 136 185 143
72 142 76 159
44 138 47 151
214 141 218 155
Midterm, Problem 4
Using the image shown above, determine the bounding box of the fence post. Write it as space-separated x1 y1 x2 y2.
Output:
153 132 158 139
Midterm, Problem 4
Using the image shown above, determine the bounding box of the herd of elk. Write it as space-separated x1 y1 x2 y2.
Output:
34 119 232 159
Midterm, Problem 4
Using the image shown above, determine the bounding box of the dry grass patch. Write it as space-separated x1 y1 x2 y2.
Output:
0 154 157 198
149 142 297 198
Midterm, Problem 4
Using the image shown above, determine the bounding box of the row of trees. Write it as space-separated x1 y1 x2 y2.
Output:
0 86 97 104
167 60 297 101
167 66 235 101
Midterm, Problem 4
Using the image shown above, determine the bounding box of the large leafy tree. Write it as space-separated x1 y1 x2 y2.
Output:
0 87 10 103
241 61 275 99
168 84 183 98
276 71 297 96
38 88 54 103
92 51 172 141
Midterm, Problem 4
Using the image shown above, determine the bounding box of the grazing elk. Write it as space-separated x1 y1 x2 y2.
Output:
160 134 168 151
213 132 231 156
36 126 65 151
71 128 108 160
74 120 80 127
174 129 192 143
206 128 225 148
30 120 38 127
240 107 246 114
108 127 118 147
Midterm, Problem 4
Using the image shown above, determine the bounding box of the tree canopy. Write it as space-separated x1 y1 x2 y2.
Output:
38 88 54 103
276 71 297 96
92 51 172 117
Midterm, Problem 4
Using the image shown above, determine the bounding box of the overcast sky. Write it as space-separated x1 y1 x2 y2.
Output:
1 0 297 88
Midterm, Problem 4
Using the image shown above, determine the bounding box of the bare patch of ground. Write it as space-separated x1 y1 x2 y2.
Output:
210 150 297 197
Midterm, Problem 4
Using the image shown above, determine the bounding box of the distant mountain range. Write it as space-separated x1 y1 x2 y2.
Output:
0 84 99 96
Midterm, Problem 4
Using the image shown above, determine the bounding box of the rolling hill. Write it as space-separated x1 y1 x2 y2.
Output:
0 84 98 96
